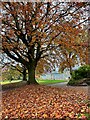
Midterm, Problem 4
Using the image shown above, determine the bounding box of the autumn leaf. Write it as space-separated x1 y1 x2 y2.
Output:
2 85 89 120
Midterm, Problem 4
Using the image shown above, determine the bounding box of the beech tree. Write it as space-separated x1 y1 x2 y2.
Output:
2 2 89 84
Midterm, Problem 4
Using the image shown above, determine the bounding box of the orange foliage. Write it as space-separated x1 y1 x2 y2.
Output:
1 2 89 82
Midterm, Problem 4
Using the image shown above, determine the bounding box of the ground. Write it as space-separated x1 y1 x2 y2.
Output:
1 84 90 120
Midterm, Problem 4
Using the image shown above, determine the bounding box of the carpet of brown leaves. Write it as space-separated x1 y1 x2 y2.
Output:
2 85 89 120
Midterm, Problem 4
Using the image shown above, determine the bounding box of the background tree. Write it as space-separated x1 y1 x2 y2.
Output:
2 2 89 84
58 27 88 75
12 64 27 81
2 65 21 81
0 53 27 81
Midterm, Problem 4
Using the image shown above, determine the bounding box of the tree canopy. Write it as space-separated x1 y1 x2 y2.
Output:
2 2 89 84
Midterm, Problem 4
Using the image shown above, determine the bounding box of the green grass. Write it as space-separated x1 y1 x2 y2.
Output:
1 79 67 85
37 79 67 85
1 80 22 85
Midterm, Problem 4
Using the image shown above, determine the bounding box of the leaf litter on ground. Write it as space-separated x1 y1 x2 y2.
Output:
2 85 89 120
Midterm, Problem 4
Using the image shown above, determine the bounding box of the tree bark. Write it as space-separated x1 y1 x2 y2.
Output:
22 67 27 81
27 62 38 84
69 66 72 76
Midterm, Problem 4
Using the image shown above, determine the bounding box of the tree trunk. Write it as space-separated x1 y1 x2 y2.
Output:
22 67 27 81
69 66 72 76
27 63 38 84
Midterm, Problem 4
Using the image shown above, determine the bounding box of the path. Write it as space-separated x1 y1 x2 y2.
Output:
47 82 68 87
47 82 89 89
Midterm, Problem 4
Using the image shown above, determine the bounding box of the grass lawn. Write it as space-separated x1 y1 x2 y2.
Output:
37 79 67 85
1 79 67 85
1 80 22 85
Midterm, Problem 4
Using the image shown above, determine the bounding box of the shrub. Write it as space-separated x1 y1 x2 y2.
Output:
68 65 90 86
71 65 90 80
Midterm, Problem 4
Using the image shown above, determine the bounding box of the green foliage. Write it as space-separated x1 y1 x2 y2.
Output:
84 113 90 119
68 65 90 86
71 65 90 80
67 79 80 86
2 66 22 81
